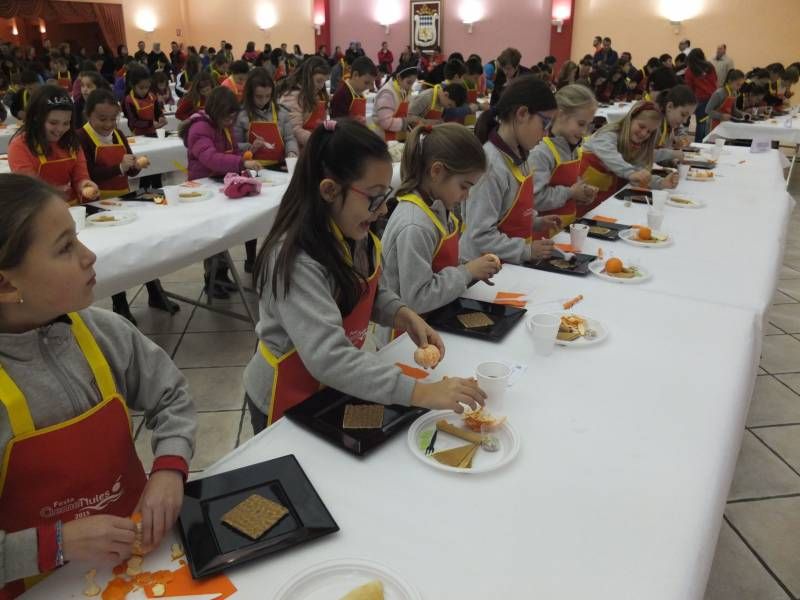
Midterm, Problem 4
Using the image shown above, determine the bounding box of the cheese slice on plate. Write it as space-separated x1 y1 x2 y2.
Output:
432 443 479 467
340 580 384 600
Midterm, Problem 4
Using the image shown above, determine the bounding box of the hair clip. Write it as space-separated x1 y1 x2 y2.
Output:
46 96 73 107
323 120 337 132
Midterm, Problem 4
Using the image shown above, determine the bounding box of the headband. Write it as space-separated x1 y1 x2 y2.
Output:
630 101 659 118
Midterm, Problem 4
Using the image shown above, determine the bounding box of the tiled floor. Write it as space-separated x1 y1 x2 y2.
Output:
108 171 800 598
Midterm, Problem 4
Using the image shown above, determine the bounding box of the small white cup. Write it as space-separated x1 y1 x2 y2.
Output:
527 313 560 356
651 189 668 212
569 223 589 252
475 361 511 411
285 156 298 177
678 164 690 180
69 206 86 232
647 208 664 231
156 128 166 139
163 187 181 206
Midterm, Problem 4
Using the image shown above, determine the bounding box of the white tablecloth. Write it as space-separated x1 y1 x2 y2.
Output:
595 102 633 123
706 115 800 146
117 112 181 137
26 267 759 599
0 123 20 153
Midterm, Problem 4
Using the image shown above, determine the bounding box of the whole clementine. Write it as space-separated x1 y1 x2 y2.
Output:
638 226 652 241
605 257 623 274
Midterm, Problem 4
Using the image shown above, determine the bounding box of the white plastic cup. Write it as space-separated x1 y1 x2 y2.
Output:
163 186 181 206
569 223 589 252
647 208 665 231
528 313 560 356
69 206 86 232
651 189 668 211
710 138 724 159
475 361 511 411
678 164 690 180
285 156 298 177
156 128 166 139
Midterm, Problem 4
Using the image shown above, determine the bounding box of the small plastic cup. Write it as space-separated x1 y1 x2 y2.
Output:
156 128 166 139
527 314 560 356
163 187 181 206
285 156 298 177
678 164 690 180
569 223 589 252
475 362 511 411
651 190 668 211
647 208 664 231
69 206 86 232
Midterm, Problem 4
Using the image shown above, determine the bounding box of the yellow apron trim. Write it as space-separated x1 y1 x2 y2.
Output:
82 123 125 150
258 341 301 426
658 120 669 147
392 78 406 102
0 368 33 436
128 90 150 113
582 165 614 192
345 80 364 104
69 312 118 399
397 193 460 257
542 137 562 167
329 220 383 276
36 147 77 166
431 85 441 112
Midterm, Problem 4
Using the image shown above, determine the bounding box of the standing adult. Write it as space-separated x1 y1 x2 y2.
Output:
684 48 718 142
711 44 734 86
592 36 602 57
134 40 148 65
148 43 170 73
677 39 691 60
378 41 394 74
593 37 618 69
170 41 186 74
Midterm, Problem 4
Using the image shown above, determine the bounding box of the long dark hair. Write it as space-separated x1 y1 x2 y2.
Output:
178 85 239 142
255 120 391 314
687 48 713 77
243 67 275 119
474 75 556 143
125 63 151 94
276 55 330 113
185 70 215 106
17 84 79 156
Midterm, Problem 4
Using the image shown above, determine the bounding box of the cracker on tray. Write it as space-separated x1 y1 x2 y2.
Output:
342 404 385 429
456 312 494 329
222 494 289 539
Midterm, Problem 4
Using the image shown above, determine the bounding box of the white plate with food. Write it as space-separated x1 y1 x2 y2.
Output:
686 168 714 181
618 227 673 248
588 258 652 284
549 312 608 347
256 175 289 188
667 195 705 209
87 211 138 227
274 558 421 600
407 409 519 475
177 188 213 202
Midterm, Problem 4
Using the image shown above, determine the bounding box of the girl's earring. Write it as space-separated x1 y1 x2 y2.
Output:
17 295 23 304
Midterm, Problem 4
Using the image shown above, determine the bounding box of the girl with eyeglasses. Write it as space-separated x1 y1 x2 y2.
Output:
461 75 559 264
244 120 486 434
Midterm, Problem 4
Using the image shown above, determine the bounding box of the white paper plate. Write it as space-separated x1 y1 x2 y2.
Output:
176 188 212 202
256 176 289 187
668 195 705 209
407 410 519 474
618 228 673 248
87 211 137 227
274 558 422 600
542 312 609 347
686 170 714 182
588 259 652 284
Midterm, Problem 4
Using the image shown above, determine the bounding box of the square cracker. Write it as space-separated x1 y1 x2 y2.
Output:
343 404 385 429
222 494 289 539
457 312 494 329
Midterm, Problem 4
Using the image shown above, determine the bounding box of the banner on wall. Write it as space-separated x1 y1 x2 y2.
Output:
410 1 442 52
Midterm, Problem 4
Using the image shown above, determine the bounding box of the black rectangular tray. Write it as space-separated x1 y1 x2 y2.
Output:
615 188 652 204
285 388 427 456
522 252 595 277
178 455 339 579
682 158 716 169
424 297 526 342
576 218 629 241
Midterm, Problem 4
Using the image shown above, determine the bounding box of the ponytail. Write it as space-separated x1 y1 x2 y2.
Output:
474 75 556 144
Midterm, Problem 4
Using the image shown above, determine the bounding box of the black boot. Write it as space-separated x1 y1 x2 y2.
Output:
204 275 230 300
145 280 180 314
216 268 239 291
244 239 257 274
111 292 138 326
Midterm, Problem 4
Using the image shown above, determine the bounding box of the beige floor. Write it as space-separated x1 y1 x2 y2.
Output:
104 168 800 599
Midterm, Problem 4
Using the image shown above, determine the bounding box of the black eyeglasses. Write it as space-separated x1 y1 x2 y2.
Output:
536 112 553 130
349 184 394 212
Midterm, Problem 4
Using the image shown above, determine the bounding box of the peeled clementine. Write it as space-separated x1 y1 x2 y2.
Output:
605 257 623 274
243 150 254 161
638 226 652 241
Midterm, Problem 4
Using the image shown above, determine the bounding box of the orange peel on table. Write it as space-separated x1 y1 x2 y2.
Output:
461 407 506 432
563 294 583 310
413 344 441 369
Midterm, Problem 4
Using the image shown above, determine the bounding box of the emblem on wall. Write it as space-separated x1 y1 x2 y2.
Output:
411 1 443 52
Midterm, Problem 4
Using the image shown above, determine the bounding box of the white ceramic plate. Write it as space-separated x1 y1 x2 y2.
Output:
407 410 519 475
667 195 705 209
618 228 673 248
540 312 609 347
588 259 652 284
274 558 421 600
87 211 138 227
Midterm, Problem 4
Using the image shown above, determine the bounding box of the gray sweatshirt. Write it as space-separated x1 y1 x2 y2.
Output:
0 307 196 587
583 129 667 189
233 104 299 157
243 238 417 415
380 194 472 314
461 141 532 263
529 134 576 213
706 87 744 122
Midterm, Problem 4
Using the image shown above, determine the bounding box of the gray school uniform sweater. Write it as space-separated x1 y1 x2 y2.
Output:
0 307 196 587
706 87 744 122
233 104 299 157
583 130 668 189
243 238 416 415
380 194 472 314
460 141 532 264
529 134 576 213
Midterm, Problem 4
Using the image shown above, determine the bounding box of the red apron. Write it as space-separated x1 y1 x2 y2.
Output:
303 98 328 132
248 103 285 166
346 82 367 120
711 86 737 130
576 150 621 214
55 72 71 91
498 154 535 242
82 124 130 199
258 230 383 426
537 136 581 231
37 146 80 206
423 85 444 121
129 91 156 135
0 313 147 599
384 80 410 142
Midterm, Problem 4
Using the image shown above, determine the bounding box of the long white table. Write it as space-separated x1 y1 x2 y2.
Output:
26 265 760 599
0 122 20 153
706 114 800 146
595 102 633 123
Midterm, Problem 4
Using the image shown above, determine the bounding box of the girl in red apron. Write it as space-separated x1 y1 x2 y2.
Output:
530 84 599 229
707 70 746 130
580 101 678 205
176 71 214 121
329 57 377 123
51 57 72 91
461 76 559 264
122 64 167 136
244 120 485 435
277 56 331 151
74 71 110 129
7 85 99 205
370 66 419 142
411 83 463 123
380 124 496 342
0 174 197 598
653 85 697 163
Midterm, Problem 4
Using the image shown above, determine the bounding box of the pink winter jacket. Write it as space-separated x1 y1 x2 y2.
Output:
183 111 244 181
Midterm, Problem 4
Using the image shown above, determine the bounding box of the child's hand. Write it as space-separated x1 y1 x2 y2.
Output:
134 470 184 553
465 254 501 282
62 515 136 563
80 181 100 201
405 115 422 127
530 238 555 260
662 172 679 189
628 170 652 188
720 114 732 122
243 160 261 171
394 307 445 359
120 154 136 172
251 139 266 152
156 117 167 128
411 377 486 413
535 214 562 232
569 180 598 204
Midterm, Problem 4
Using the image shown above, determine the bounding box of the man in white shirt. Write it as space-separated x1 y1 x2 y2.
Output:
677 39 691 59
712 43 735 84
